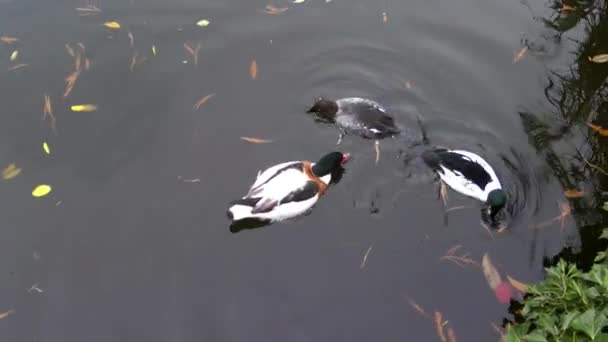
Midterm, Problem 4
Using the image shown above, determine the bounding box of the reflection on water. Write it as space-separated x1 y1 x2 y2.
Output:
0 0 603 340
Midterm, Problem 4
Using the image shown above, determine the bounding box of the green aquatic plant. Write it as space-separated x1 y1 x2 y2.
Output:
505 204 608 341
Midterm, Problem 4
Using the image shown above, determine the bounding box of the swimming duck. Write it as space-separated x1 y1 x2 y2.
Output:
422 148 507 220
307 97 400 144
227 151 350 226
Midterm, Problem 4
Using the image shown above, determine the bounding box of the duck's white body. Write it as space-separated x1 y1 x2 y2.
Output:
227 161 332 223
423 149 502 202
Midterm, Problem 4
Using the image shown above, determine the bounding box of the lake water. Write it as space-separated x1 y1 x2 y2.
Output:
0 0 602 340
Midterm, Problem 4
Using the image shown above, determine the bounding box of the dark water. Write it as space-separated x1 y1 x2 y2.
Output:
0 0 604 340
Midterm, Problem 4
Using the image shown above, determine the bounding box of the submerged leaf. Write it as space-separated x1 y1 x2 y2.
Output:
43 142 51 155
103 21 121 29
482 253 502 290
70 104 97 112
250 60 258 80
0 310 14 319
0 36 19 44
506 275 529 293
196 19 210 27
434 311 447 342
2 163 21 180
32 185 52 197
193 93 215 110
588 54 608 63
240 136 273 144
513 46 528 64
261 5 288 15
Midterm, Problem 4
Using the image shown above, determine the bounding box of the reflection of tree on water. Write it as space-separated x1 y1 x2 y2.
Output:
519 0 608 269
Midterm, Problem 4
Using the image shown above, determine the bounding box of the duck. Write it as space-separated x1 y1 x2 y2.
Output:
227 151 350 227
307 97 400 144
422 147 507 221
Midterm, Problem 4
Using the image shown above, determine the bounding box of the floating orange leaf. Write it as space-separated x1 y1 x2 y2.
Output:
482 253 502 290
447 327 457 342
564 189 585 198
2 163 21 180
0 310 14 319
240 136 273 144
193 93 215 110
43 93 56 133
0 36 18 44
506 275 528 293
513 46 528 64
63 70 81 98
103 21 121 29
588 54 608 63
587 122 608 136
434 311 447 342
250 60 257 80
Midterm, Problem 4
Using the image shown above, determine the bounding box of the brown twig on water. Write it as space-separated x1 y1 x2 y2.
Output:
440 245 480 268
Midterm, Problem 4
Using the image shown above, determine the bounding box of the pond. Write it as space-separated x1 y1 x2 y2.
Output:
1 0 606 340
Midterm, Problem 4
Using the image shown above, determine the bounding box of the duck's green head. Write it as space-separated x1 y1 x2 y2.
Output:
311 152 350 177
487 189 507 218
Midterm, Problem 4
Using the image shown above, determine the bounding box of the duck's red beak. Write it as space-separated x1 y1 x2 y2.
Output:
341 153 351 164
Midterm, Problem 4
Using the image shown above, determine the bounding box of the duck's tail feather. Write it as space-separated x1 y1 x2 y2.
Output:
227 197 261 221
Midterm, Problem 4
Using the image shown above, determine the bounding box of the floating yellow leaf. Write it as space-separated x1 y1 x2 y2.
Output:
293 0 305 3
0 36 19 44
506 275 529 293
250 60 257 80
196 19 210 27
482 253 502 290
240 136 273 144
588 54 608 63
10 50 18 62
564 189 584 198
71 104 98 112
587 122 608 136
32 185 52 197
43 142 51 155
102 21 121 29
2 163 21 180
152 45 157 56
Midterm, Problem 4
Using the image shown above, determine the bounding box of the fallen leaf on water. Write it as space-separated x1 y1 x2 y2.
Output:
405 81 412 89
71 104 98 112
588 54 608 63
441 245 479 268
102 21 121 29
193 93 215 110
564 189 585 198
0 36 19 43
65 44 75 57
382 12 388 23
293 0 305 3
183 43 201 66
152 45 157 56
43 93 56 134
434 311 447 342
250 60 258 80
240 136 273 144
513 46 528 64
506 275 528 293
360 244 373 269
10 50 18 62
559 202 571 229
63 70 81 98
196 19 210 27
2 163 21 180
587 122 608 136
482 253 502 290
76 5 101 15
0 310 14 320
32 185 52 197
261 5 288 14
440 180 448 206
43 142 51 155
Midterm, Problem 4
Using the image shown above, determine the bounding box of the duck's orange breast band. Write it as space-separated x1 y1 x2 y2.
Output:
303 162 328 195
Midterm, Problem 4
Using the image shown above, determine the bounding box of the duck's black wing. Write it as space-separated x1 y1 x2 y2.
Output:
422 148 492 189
339 100 400 138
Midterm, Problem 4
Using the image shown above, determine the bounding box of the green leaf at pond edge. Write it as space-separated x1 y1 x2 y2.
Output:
571 308 608 340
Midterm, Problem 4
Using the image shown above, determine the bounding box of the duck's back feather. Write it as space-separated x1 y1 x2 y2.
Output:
335 98 400 138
